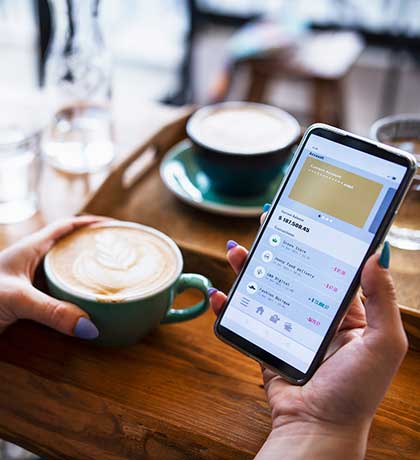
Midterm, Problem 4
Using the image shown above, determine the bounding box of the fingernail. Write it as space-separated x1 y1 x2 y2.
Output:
74 317 99 340
208 287 218 297
226 240 238 251
379 241 390 269
263 203 271 212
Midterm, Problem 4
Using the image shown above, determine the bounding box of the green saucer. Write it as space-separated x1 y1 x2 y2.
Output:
160 140 289 217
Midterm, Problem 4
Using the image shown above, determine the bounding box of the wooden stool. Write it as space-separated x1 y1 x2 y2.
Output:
217 31 364 128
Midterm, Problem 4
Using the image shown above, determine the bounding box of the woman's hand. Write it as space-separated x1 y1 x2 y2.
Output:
209 216 408 460
0 216 103 339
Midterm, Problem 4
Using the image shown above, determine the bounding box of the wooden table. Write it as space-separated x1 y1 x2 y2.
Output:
0 105 419 460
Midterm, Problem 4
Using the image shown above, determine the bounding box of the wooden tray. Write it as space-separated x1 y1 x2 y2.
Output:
82 113 420 349
82 111 261 292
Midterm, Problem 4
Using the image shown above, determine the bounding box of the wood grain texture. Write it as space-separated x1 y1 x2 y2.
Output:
0 302 419 460
0 292 270 460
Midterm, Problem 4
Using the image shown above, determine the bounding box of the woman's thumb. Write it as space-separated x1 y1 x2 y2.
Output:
361 243 400 333
14 287 99 339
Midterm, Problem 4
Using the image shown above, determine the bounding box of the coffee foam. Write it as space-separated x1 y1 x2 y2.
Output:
48 225 180 301
194 107 292 154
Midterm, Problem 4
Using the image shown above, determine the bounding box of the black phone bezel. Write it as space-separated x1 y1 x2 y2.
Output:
214 124 417 385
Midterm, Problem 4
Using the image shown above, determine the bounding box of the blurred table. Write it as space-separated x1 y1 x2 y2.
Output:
0 101 183 249
0 104 419 460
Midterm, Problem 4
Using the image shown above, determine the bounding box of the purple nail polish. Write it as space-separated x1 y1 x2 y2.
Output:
226 240 238 251
208 287 218 297
74 317 99 340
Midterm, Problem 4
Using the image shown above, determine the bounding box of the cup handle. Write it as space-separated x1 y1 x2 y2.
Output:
161 273 211 324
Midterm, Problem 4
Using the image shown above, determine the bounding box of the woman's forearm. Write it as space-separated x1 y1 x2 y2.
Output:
255 420 370 460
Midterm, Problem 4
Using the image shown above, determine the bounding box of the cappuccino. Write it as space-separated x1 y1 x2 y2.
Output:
191 106 294 154
47 224 181 301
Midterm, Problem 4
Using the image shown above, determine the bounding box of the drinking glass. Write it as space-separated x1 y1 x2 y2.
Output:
370 115 420 250
43 0 114 174
0 119 42 224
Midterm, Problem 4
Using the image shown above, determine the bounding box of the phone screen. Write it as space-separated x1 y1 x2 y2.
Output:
219 133 408 374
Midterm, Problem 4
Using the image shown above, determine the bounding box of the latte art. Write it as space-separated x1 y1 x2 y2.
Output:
72 230 170 295
94 232 138 270
48 225 181 301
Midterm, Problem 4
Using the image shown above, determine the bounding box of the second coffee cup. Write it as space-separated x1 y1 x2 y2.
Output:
186 102 300 196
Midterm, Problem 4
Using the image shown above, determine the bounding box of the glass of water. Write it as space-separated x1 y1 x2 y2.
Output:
43 0 115 174
371 114 420 250
0 120 42 224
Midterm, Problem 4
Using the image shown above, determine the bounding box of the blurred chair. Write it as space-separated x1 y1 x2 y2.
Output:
210 24 364 128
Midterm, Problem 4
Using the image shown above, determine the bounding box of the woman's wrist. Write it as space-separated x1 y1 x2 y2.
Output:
255 418 371 460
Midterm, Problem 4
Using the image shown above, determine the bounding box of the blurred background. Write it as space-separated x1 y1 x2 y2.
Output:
0 0 419 458
0 0 419 135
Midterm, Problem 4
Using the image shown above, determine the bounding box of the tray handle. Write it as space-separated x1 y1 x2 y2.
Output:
82 108 194 215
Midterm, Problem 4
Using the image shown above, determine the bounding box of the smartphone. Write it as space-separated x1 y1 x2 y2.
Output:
215 124 417 385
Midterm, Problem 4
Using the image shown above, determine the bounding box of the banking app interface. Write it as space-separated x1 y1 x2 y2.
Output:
221 134 407 373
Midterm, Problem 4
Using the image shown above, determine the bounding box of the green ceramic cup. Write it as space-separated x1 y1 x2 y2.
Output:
186 102 300 196
44 222 212 347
